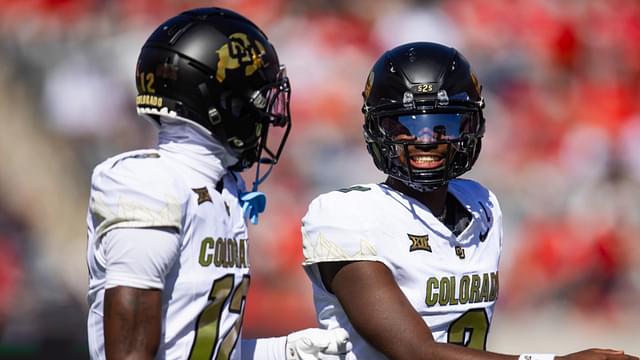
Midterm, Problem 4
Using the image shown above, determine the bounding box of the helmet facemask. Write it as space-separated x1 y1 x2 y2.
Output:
365 101 484 191
228 66 291 190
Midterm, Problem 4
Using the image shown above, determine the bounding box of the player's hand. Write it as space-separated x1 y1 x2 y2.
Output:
556 349 639 360
285 328 353 360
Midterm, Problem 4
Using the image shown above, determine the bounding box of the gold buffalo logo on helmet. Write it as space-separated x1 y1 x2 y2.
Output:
216 33 267 83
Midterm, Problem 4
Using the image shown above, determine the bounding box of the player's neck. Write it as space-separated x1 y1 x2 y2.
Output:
385 177 448 218
157 121 238 169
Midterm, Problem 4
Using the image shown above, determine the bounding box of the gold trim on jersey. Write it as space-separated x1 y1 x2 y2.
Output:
90 192 182 238
302 231 378 264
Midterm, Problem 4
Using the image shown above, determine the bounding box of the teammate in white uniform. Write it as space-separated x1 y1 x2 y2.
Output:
87 8 351 360
303 179 500 359
301 42 638 360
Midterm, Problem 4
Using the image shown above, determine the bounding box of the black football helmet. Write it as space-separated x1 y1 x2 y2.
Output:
135 7 291 172
362 42 485 191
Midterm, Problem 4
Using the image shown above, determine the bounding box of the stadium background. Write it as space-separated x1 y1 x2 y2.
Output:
0 0 639 357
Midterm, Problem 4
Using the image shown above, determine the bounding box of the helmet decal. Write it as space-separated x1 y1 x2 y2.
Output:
363 71 375 100
414 83 435 94
215 33 267 83
136 94 163 108
470 71 482 96
137 71 156 94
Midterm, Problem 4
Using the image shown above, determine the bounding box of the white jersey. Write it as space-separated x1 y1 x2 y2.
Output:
301 179 502 359
87 149 250 360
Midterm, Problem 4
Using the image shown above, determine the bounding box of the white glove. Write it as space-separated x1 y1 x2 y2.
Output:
285 328 353 360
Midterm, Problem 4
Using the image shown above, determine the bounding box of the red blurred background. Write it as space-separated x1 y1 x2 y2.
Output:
0 0 638 357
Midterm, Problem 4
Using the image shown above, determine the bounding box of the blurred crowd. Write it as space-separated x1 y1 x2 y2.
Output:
0 0 639 356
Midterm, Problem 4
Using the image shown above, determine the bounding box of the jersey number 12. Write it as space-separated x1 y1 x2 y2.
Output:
188 274 250 360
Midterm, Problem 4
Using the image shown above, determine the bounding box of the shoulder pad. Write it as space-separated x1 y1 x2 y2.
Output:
301 186 382 266
89 151 184 239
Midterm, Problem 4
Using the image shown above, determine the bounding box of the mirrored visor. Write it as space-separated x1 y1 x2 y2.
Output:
379 113 478 143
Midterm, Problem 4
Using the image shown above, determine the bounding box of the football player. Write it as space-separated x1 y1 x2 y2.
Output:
301 42 638 360
86 8 352 360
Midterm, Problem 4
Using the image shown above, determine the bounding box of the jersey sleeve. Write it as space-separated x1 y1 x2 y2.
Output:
89 153 184 240
301 192 390 267
104 227 180 290
302 191 392 291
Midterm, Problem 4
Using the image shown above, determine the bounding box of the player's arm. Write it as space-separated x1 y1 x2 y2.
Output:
104 287 161 360
101 227 180 360
320 260 511 360
320 260 638 360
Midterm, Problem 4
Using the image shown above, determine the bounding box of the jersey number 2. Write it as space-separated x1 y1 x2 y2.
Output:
188 274 250 360
447 308 489 350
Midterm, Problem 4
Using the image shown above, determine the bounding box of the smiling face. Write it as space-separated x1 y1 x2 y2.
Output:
366 108 484 191
380 112 472 172
392 136 451 170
